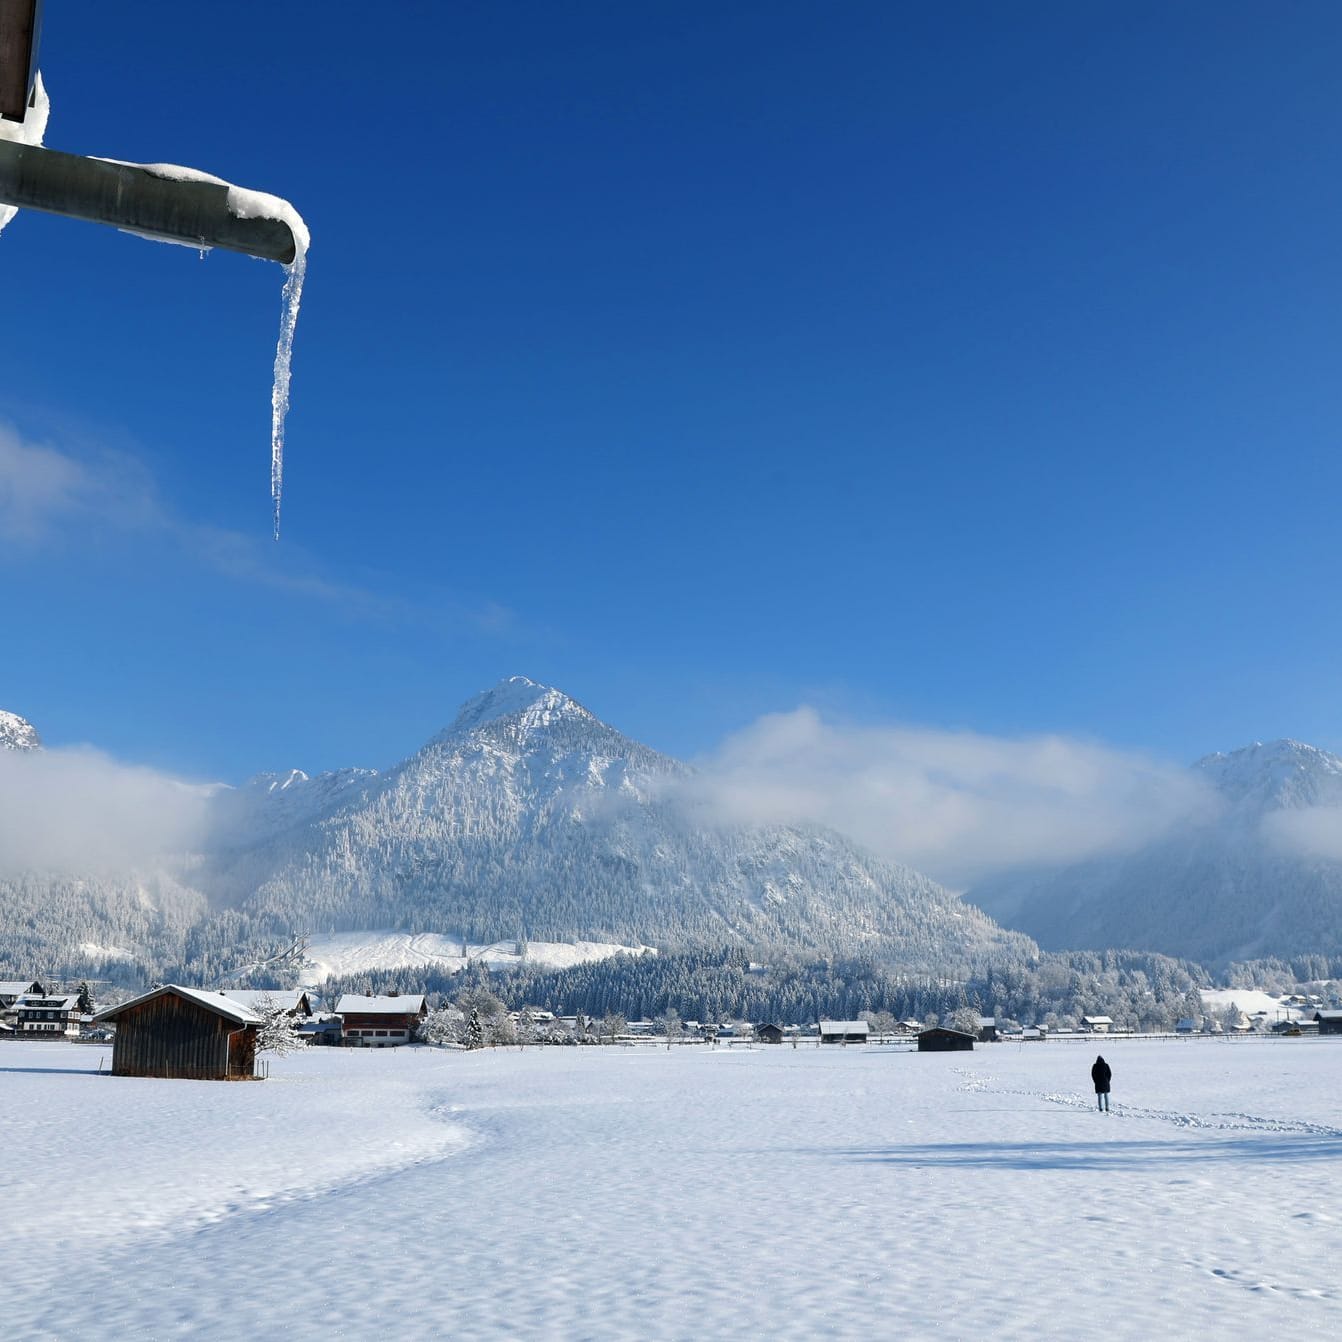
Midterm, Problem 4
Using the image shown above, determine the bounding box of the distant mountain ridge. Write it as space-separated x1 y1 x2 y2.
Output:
967 738 1342 965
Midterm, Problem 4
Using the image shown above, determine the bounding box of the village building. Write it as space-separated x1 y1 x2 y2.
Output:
819 1020 870 1045
754 1023 785 1044
93 985 262 1080
296 1015 344 1045
1081 1016 1113 1033
14 993 82 1038
0 979 44 1008
1314 1010 1342 1036
219 989 317 1017
917 1027 976 1052
336 993 428 1046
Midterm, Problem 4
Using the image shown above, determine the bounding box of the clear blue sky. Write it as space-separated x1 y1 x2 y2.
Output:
4 1 1341 781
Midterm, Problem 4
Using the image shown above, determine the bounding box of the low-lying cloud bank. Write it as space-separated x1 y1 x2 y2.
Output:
684 708 1219 889
1263 807 1342 862
0 746 212 877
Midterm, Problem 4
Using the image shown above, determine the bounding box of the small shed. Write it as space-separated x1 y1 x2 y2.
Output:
819 1020 870 1045
93 985 261 1080
1314 1010 1342 1036
754 1023 785 1044
918 1027 975 1052
976 1015 998 1043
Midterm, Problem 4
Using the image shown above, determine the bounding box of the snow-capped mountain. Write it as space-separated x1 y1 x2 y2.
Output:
0 710 41 752
194 676 1027 973
966 738 1342 965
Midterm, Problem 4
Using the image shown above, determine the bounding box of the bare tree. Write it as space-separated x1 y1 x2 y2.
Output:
657 1009 681 1050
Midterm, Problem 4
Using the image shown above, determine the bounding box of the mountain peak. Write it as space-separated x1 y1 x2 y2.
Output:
1193 738 1342 810
0 710 42 752
445 676 595 738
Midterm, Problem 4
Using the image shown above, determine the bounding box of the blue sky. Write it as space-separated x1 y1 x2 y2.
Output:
4 1 1342 784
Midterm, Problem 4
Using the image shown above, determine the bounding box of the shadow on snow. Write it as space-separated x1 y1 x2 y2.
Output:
814 1137 1342 1170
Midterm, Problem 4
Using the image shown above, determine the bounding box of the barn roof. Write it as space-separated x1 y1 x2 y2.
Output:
93 985 262 1026
0 979 42 995
335 994 428 1015
219 990 311 1012
818 1020 870 1034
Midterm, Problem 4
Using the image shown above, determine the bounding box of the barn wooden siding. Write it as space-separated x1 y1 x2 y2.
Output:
111 995 256 1079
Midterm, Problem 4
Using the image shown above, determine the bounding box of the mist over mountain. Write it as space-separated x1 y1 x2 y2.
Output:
0 679 1030 982
966 739 1342 965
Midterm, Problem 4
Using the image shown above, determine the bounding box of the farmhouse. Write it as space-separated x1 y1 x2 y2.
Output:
918 1027 975 1052
336 993 428 1046
93 985 262 1080
1081 1016 1113 1033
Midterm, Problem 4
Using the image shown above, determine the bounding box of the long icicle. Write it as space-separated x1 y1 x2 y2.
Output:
270 251 306 539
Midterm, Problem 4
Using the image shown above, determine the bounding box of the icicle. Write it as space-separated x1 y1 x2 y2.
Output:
270 249 306 539
222 182 309 539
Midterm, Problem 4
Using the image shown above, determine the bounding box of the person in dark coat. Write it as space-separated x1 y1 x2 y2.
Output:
1091 1055 1112 1111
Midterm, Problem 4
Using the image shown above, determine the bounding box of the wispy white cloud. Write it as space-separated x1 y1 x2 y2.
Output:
0 421 517 630
682 707 1217 888
0 424 156 540
0 746 213 877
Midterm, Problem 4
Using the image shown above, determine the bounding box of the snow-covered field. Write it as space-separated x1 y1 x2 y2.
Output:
3 1036 1340 1339
296 929 652 985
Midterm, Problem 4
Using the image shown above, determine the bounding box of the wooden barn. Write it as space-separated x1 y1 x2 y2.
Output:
819 1020 870 1045
1315 1010 1342 1036
754 1023 785 1044
917 1027 975 1052
92 985 262 1080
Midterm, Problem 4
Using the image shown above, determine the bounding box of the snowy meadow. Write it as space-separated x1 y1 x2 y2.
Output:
3 1037 1340 1340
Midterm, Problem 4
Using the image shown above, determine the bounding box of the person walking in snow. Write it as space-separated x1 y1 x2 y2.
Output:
1091 1055 1112 1112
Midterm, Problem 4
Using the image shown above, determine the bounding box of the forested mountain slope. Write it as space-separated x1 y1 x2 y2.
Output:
196 678 1028 972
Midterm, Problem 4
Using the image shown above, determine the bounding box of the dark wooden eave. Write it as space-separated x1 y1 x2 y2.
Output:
0 0 43 123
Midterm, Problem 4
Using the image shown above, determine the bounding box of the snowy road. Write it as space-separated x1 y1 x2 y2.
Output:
2 1037 1340 1339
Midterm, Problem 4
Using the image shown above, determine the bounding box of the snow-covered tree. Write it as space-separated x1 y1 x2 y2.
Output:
465 1007 485 1050
485 1012 516 1046
254 994 303 1055
418 1005 464 1046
